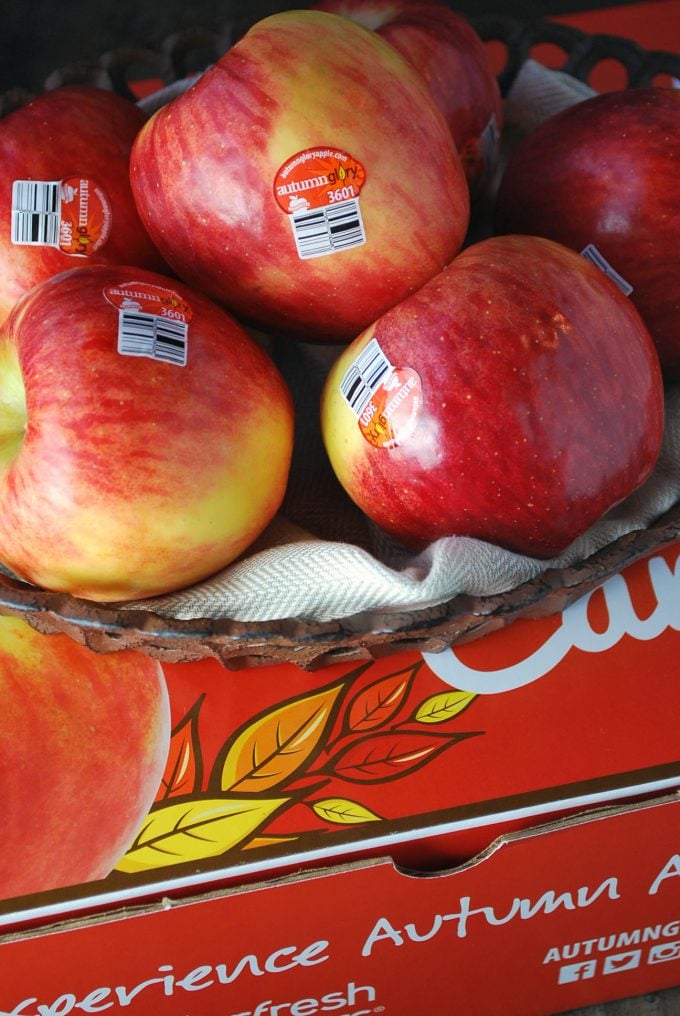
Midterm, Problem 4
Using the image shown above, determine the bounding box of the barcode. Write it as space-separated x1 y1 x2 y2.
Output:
11 180 60 246
290 197 366 259
117 310 188 366
581 244 634 296
340 337 393 416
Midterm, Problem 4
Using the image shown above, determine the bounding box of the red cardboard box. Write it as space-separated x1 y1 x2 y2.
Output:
0 6 678 1014
1 797 679 1016
1 540 678 1015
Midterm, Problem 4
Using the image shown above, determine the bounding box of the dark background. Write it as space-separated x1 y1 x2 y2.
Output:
1 0 652 95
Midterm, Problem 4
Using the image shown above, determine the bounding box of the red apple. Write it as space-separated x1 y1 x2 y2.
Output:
0 264 294 601
0 613 170 900
321 234 664 558
494 87 680 380
129 9 469 343
0 85 168 326
311 0 503 197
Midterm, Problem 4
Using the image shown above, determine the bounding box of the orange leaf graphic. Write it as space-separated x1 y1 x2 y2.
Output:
328 730 480 783
115 796 288 874
345 661 422 733
217 682 345 794
156 695 204 801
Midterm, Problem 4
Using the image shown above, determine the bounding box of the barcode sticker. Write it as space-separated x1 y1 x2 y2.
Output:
117 310 188 366
340 337 394 416
581 244 634 296
274 148 368 261
11 176 112 255
340 337 422 449
290 197 366 260
104 282 192 367
11 180 60 247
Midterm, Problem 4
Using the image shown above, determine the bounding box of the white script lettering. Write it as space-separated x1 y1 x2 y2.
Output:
649 854 680 896
361 878 620 956
423 553 680 694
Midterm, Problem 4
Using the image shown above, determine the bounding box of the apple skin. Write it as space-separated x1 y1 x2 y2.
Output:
129 9 469 343
311 0 503 197
0 613 170 900
0 264 294 602
494 87 680 380
0 85 168 326
321 234 664 558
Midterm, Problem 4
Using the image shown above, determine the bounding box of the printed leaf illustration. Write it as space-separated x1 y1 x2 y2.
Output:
244 834 300 851
413 690 477 725
311 797 382 825
217 682 345 794
345 661 422 733
156 695 205 801
116 797 288 874
327 730 480 783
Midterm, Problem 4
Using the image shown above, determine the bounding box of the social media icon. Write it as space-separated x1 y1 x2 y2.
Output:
649 941 680 964
558 960 597 983
603 950 641 974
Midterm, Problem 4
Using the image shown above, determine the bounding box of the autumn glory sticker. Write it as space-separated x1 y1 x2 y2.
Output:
340 336 422 449
274 148 367 259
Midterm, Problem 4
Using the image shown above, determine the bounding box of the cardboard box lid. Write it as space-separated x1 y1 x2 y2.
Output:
1 793 679 1016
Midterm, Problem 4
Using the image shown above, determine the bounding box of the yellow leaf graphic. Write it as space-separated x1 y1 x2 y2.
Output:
244 834 299 850
115 797 288 874
414 690 477 724
219 683 344 793
312 797 382 825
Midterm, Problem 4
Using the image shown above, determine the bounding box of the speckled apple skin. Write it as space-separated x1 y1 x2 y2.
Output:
495 87 680 380
0 85 167 325
312 0 503 195
321 235 664 558
0 264 294 600
130 9 469 343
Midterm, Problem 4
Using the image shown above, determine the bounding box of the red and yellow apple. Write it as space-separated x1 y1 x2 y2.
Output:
311 0 503 197
0 264 294 601
321 234 664 558
0 613 170 900
129 9 469 343
494 87 680 379
0 85 168 326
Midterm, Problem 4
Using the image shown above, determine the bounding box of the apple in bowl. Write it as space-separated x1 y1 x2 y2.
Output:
0 264 294 602
129 9 469 343
0 85 168 326
0 613 170 900
311 0 503 197
321 234 664 558
494 87 680 380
